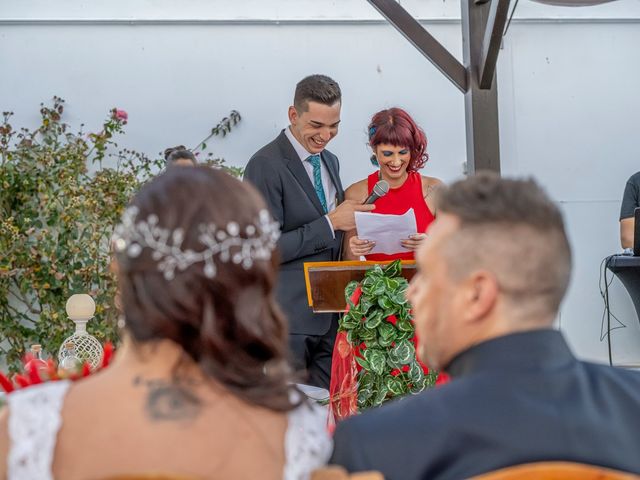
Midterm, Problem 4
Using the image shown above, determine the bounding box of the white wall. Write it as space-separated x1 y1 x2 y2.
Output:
2 0 640 365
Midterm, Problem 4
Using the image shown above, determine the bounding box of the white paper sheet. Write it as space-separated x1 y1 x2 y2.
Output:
354 208 417 255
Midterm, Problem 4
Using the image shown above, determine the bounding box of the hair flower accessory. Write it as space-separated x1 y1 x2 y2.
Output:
368 125 377 139
112 206 280 280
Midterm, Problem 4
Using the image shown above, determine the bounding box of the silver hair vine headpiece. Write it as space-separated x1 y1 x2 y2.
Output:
111 206 280 280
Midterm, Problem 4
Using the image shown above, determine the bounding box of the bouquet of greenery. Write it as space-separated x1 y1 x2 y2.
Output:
329 260 442 420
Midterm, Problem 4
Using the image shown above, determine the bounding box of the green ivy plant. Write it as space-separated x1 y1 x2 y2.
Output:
340 260 438 409
0 97 242 371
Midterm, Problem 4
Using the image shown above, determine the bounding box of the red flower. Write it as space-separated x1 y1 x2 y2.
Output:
390 369 401 377
386 314 398 325
113 109 128 121
402 365 410 373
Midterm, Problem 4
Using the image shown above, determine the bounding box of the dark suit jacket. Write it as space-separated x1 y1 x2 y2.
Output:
244 130 345 335
331 330 640 480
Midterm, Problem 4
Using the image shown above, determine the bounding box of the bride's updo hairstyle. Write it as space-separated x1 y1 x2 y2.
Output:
368 107 429 172
113 166 297 411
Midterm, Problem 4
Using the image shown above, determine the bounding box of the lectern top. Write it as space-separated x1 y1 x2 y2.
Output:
303 260 417 313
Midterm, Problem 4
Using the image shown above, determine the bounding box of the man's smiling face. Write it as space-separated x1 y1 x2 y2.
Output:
288 100 341 154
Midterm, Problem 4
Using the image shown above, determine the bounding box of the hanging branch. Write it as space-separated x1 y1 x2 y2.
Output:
192 110 242 152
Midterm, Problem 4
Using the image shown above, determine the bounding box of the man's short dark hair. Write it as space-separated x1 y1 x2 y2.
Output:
438 172 572 317
293 74 341 112
164 146 197 167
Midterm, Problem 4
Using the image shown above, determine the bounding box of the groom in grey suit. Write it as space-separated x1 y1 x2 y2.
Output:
244 75 374 388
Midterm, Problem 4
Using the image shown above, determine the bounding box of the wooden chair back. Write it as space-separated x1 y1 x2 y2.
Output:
311 465 384 480
472 461 640 480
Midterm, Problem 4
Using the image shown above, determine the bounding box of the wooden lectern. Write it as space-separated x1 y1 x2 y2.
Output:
303 260 417 313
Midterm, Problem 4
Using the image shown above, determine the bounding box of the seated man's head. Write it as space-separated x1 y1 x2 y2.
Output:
407 173 572 371
164 145 197 167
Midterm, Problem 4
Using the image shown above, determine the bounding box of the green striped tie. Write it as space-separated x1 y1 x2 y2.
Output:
307 154 328 213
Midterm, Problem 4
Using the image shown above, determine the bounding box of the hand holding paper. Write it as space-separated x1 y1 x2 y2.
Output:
354 208 418 255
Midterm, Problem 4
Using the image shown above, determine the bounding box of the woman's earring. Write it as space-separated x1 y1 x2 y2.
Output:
370 154 379 167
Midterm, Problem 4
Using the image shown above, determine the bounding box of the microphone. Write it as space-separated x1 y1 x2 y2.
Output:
363 180 389 205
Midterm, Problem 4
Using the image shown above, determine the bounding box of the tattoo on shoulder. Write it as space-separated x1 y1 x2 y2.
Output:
133 375 202 422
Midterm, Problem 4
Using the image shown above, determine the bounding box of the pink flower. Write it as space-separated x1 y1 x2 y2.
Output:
114 109 128 121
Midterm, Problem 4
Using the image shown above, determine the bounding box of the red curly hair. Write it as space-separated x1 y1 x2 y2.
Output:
368 107 429 172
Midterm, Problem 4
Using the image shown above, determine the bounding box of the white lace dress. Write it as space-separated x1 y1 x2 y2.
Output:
6 381 332 480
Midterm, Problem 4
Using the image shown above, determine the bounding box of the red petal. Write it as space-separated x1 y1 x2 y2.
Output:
101 342 114 368
436 372 450 386
350 286 362 307
81 363 91 377
14 374 30 388
46 359 59 380
0 372 14 393
26 362 42 385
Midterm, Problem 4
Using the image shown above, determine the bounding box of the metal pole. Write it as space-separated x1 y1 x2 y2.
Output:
461 0 502 174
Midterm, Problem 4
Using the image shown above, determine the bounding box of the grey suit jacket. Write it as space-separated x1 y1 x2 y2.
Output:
244 130 345 335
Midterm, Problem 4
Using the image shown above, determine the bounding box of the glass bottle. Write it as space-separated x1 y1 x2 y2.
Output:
59 341 81 374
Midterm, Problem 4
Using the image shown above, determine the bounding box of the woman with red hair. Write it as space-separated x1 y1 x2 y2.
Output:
343 107 442 261
329 109 446 423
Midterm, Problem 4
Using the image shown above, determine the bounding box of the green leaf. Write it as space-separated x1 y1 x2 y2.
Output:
377 295 394 310
340 312 359 330
364 338 379 349
385 375 404 396
377 321 395 339
364 310 383 329
355 355 371 371
397 318 414 333
358 386 374 406
345 280 359 302
359 295 374 315
365 348 386 375
359 371 374 390
372 279 386 296
392 340 415 365
383 277 402 293
359 326 377 341
409 360 425 385
383 259 402 277
373 384 389 406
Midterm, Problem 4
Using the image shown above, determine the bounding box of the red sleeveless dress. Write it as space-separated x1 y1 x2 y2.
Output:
365 171 435 261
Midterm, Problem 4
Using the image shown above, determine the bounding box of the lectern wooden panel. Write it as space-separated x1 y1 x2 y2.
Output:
303 260 417 313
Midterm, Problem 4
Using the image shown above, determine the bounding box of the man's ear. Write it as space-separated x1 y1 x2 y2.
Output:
460 271 499 324
288 106 298 125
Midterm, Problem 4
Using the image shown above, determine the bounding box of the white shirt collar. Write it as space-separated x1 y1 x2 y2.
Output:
285 126 316 162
